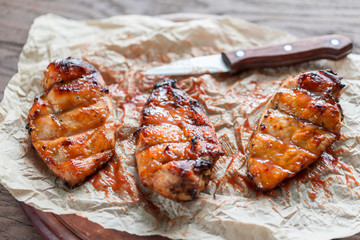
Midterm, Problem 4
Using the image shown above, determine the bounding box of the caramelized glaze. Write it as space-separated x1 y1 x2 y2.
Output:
135 79 223 201
247 70 343 190
27 58 115 187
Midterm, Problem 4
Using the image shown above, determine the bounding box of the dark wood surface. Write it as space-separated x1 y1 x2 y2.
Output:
1 1 360 239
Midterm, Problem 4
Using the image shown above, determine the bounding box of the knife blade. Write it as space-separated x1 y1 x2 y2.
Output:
144 34 352 76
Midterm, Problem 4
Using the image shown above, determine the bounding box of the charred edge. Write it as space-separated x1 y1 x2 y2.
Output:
189 100 203 126
193 159 212 173
189 99 201 111
325 87 339 103
191 136 200 150
25 122 33 134
320 69 342 85
59 61 84 74
218 150 225 156
55 58 96 75
189 189 198 199
101 87 109 93
338 102 344 121
170 87 187 108
340 84 346 89
309 72 318 80
260 123 266 131
164 145 172 156
61 139 72 147
247 171 254 180
325 91 344 120
210 148 224 158
32 110 39 119
133 127 145 139
153 79 177 90
34 96 39 103
325 69 337 75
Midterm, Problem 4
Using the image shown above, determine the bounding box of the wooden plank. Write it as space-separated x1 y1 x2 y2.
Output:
0 185 43 240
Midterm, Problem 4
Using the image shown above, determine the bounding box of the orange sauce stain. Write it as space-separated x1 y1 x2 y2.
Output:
226 81 272 111
282 180 292 201
339 134 351 141
356 191 360 198
331 147 350 155
214 152 246 196
178 77 206 99
89 159 138 200
69 194 75 201
242 117 252 133
224 171 247 194
293 149 358 201
307 178 332 201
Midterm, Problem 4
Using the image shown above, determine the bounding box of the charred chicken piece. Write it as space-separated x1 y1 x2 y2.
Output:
135 79 223 201
247 70 343 190
27 58 115 187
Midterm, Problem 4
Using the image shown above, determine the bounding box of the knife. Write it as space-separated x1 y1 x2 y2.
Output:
144 34 353 76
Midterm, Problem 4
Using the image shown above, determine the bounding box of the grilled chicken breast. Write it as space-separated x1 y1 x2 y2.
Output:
135 79 223 201
27 58 115 187
247 70 343 190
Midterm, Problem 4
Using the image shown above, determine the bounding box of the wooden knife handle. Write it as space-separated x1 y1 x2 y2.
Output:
221 34 353 74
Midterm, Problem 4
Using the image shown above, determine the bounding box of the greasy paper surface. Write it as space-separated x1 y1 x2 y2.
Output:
1 14 360 240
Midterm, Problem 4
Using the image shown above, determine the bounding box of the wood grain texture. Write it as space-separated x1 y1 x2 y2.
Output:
0 0 360 239
223 34 353 73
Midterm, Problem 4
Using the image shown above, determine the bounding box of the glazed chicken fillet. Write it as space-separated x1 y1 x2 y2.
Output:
27 58 115 187
247 70 344 190
135 79 223 201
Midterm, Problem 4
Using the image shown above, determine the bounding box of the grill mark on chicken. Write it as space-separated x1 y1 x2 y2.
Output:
31 97 111 141
246 70 343 190
135 79 223 201
268 88 342 134
258 109 336 156
27 58 115 188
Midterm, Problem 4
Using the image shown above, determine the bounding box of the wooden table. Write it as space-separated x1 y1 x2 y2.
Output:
1 0 360 239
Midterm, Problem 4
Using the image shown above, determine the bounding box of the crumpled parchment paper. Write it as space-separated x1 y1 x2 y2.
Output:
1 14 360 240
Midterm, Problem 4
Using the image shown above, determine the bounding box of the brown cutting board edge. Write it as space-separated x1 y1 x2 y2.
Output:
20 202 167 240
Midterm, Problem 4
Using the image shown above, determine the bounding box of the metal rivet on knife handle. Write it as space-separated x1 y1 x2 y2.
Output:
331 38 340 46
235 50 245 58
283 44 293 51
